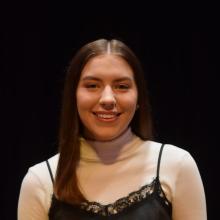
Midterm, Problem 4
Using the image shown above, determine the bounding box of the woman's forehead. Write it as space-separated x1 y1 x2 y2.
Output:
80 54 134 80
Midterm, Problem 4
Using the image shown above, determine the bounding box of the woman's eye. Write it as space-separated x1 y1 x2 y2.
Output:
85 84 98 89
114 84 130 90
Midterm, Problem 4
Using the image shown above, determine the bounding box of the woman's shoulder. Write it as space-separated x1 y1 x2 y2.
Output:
18 154 59 216
140 139 195 166
141 139 189 153
29 153 59 179
22 153 59 192
30 153 59 169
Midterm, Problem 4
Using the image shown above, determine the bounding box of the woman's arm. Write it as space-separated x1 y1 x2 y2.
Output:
18 169 49 220
172 152 207 220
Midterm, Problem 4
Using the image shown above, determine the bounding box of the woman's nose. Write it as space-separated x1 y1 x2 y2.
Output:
99 86 116 109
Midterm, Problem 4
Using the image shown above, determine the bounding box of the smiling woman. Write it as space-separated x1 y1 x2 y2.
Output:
77 54 138 141
18 39 207 220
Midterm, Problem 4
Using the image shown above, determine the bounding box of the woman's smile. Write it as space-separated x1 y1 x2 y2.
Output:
92 111 122 122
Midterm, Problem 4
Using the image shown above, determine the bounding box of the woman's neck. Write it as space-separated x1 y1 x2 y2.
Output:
80 127 141 164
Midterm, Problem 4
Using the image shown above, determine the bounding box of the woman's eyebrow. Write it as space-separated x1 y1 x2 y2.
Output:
113 77 133 82
81 76 101 81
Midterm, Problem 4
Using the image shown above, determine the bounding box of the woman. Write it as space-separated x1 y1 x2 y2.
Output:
18 39 207 219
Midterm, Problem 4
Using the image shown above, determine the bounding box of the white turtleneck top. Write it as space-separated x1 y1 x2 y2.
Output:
18 128 207 220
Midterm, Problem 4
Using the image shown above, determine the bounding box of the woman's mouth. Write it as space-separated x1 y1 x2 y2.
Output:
93 112 121 122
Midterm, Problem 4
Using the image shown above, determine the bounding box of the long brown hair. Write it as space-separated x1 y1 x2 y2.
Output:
54 39 153 204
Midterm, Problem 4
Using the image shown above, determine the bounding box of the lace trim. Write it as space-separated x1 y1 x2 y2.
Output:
80 178 170 216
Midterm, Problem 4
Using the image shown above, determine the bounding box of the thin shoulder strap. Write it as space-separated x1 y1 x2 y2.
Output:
156 144 165 178
46 160 54 185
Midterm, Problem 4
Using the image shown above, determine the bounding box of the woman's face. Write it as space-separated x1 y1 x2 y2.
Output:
76 54 138 141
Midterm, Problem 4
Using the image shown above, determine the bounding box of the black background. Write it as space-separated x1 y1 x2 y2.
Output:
1 3 219 219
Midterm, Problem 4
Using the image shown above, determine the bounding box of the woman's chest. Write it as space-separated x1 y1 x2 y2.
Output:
77 157 156 204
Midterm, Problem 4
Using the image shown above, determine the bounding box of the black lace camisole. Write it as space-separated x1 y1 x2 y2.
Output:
46 144 172 220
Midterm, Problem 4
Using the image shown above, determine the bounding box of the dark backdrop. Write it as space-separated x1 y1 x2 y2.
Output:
2 7 219 219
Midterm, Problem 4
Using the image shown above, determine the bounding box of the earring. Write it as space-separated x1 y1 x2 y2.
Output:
136 104 139 110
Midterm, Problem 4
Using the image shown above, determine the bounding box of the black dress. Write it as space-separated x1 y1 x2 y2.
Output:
46 144 172 220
